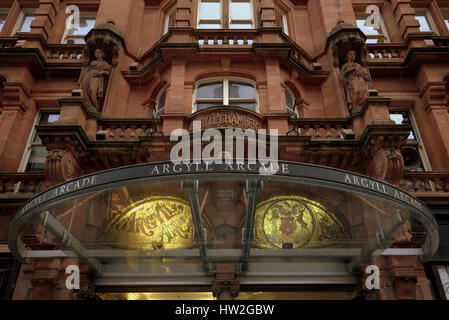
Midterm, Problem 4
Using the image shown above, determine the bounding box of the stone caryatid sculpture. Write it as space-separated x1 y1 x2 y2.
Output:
80 48 112 112
340 50 371 111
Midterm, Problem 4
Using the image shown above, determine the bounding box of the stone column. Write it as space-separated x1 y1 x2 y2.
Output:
29 0 60 41
390 0 421 41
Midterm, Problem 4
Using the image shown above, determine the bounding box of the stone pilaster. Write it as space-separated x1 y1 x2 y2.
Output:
29 0 60 40
260 0 275 28
390 0 421 40
176 0 192 27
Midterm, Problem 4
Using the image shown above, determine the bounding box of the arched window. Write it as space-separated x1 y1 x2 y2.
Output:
193 78 257 112
285 87 296 114
154 89 166 115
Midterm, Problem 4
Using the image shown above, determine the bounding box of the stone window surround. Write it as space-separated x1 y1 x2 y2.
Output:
414 7 439 34
11 7 35 35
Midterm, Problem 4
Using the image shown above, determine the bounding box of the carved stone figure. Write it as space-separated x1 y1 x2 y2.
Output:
80 48 112 112
341 50 371 111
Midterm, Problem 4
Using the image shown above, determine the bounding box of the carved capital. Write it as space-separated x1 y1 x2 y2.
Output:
211 280 240 299
45 150 82 185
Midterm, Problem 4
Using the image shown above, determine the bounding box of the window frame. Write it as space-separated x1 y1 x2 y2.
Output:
0 9 9 33
355 10 390 43
197 0 223 29
154 88 167 115
274 5 288 35
389 109 432 172
441 8 449 31
192 77 259 113
285 87 296 114
18 110 60 173
12 9 35 35
164 6 177 34
61 11 96 44
414 7 438 34
228 0 254 29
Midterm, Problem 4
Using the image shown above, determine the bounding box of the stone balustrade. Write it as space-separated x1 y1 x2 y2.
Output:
97 119 163 140
0 173 46 195
402 172 449 194
287 119 353 140
194 30 257 47
45 44 84 61
367 44 406 61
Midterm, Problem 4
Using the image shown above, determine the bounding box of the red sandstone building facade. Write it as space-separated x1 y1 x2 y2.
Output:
0 0 448 300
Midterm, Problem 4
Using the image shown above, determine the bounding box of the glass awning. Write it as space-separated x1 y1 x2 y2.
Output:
8 161 439 286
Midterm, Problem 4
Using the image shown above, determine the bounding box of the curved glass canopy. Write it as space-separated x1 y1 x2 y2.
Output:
8 161 439 287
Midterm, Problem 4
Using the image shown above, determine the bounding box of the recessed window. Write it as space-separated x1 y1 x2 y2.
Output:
63 13 96 44
355 11 389 43
441 8 449 31
18 13 35 33
155 89 166 115
275 6 288 35
0 10 8 32
194 78 257 112
414 8 436 33
197 0 254 29
164 6 176 34
22 112 60 172
389 111 416 141
285 88 295 113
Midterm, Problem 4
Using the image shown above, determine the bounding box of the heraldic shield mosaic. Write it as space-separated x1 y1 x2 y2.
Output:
103 196 196 250
254 195 349 249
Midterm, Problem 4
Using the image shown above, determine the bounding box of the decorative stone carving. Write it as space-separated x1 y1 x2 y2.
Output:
45 150 82 185
367 135 406 184
188 106 264 132
73 279 96 300
80 48 112 112
211 280 240 299
77 21 124 113
341 50 371 111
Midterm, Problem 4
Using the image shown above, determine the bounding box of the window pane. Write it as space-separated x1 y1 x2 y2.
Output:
197 82 223 99
67 37 86 44
200 1 220 20
25 146 47 172
39 113 60 125
157 91 166 112
69 17 96 35
198 24 221 29
19 15 35 32
230 23 252 29
229 102 256 111
356 19 381 35
229 82 254 99
0 13 7 31
415 15 431 32
196 102 221 110
286 90 294 111
390 112 416 141
230 2 251 20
